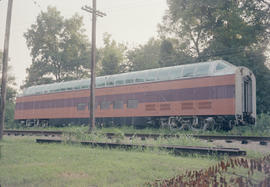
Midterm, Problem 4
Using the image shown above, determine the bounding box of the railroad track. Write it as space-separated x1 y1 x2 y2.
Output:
36 138 246 156
3 130 269 144
3 129 62 137
106 133 270 142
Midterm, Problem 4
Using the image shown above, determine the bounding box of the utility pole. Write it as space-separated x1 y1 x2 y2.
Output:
82 0 106 132
0 0 13 140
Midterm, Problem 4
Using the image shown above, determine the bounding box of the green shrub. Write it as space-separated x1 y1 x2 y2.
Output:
229 113 270 136
255 113 270 133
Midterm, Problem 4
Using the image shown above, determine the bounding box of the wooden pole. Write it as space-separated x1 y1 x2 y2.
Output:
90 0 97 132
82 1 106 132
0 0 13 140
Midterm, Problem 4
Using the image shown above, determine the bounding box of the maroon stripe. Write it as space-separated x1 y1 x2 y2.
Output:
15 85 235 110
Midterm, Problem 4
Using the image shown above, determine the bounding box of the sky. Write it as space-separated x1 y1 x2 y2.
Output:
0 0 167 89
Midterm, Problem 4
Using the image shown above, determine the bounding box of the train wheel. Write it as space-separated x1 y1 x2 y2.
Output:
203 117 215 131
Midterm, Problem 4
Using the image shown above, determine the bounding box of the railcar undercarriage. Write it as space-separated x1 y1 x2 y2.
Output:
17 113 254 131
145 116 238 131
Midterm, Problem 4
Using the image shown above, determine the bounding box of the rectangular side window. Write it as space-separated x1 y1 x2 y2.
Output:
96 82 105 88
115 80 124 86
127 100 138 108
183 66 195 77
100 101 111 110
106 81 114 87
135 78 144 83
88 103 98 110
125 79 134 84
170 67 182 79
77 103 86 111
113 100 124 109
158 70 169 81
196 64 210 76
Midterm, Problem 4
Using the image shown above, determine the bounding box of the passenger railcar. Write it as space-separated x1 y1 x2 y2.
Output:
14 60 256 130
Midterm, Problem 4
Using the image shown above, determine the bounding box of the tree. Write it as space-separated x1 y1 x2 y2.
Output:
160 0 270 113
159 39 194 67
23 6 91 87
126 38 194 71
160 0 270 59
98 33 126 76
127 38 161 71
159 0 215 58
0 51 16 127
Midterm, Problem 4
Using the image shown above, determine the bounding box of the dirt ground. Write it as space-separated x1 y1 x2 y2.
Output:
211 139 270 154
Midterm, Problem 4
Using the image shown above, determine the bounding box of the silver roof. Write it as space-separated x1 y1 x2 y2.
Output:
20 60 237 97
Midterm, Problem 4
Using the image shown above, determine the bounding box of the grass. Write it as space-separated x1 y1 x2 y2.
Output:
66 129 215 148
0 136 218 187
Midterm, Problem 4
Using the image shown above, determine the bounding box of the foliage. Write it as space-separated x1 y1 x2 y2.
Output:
161 0 270 58
160 0 270 113
149 154 270 186
0 51 17 128
127 38 161 71
23 6 91 88
97 33 127 76
253 113 270 135
229 113 270 136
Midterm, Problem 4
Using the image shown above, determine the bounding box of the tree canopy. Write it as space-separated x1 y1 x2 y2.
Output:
24 6 91 88
0 50 16 127
160 0 270 59
97 33 127 76
127 38 161 71
159 0 270 113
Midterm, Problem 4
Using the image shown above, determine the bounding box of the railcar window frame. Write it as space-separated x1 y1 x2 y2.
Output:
81 85 89 89
125 79 134 84
106 77 115 87
115 80 124 86
96 82 105 88
113 100 124 109
77 103 87 111
215 63 226 71
106 81 114 87
127 99 138 109
135 78 144 83
96 77 106 88
196 64 210 76
88 103 98 110
146 71 158 82
100 101 111 110
170 67 182 80
158 69 169 81
183 66 195 78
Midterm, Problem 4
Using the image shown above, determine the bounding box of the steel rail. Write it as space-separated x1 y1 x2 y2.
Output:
3 129 62 136
106 133 270 142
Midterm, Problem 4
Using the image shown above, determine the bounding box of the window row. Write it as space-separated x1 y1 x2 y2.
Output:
77 100 138 111
95 63 215 88
23 61 230 97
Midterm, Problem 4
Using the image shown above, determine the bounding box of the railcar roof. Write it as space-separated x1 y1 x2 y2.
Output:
20 60 236 97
